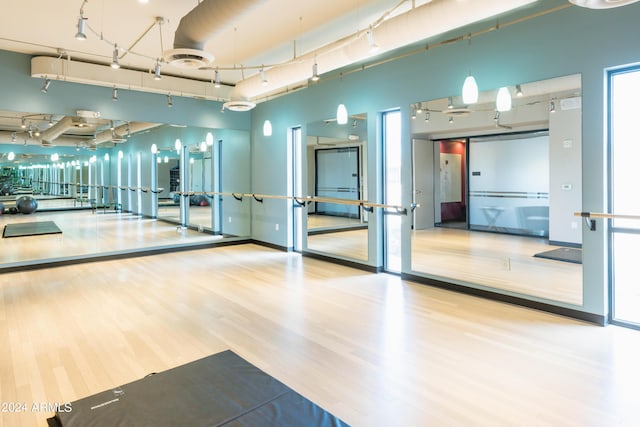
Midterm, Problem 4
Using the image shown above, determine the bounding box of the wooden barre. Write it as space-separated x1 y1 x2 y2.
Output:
574 212 640 221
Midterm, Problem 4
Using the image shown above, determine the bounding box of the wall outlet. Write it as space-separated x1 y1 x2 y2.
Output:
228 216 232 223
571 221 578 230
275 223 279 231
563 139 573 148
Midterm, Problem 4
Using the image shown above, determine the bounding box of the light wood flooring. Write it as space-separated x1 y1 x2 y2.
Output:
0 210 223 270
1 244 640 426
411 227 582 305
306 220 582 305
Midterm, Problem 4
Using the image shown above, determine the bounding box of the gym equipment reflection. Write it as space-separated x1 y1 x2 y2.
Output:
305 114 369 262
410 74 583 304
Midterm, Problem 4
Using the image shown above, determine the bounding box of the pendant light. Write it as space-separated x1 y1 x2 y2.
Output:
263 119 273 136
337 104 348 125
496 87 512 112
461 35 478 105
462 76 479 105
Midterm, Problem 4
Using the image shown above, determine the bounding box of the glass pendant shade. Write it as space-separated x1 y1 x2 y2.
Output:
496 87 512 112
263 119 272 136
336 103 348 125
462 75 479 104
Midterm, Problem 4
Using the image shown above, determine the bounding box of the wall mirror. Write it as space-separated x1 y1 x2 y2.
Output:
305 113 369 261
410 74 583 304
0 110 251 267
0 110 120 211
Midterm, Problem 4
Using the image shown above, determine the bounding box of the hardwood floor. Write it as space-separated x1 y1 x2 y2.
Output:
1 243 639 426
411 227 583 305
0 210 224 270
307 221 582 305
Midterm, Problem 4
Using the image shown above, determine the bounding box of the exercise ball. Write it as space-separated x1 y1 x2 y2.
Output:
16 195 38 214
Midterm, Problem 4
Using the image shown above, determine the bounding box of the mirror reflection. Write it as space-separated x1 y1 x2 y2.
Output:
0 110 251 269
305 114 369 261
410 74 583 304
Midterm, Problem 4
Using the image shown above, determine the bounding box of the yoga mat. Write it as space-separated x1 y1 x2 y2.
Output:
2 221 62 238
49 350 349 427
534 247 582 264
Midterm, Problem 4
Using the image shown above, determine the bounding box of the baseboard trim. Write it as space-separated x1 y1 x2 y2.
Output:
0 239 251 274
401 273 606 326
249 239 293 252
302 251 382 273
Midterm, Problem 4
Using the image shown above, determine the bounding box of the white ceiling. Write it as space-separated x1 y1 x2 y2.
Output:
1 0 634 105
1 0 432 88
0 0 575 148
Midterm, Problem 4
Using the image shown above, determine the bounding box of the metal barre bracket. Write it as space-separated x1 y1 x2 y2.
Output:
383 207 407 216
232 193 243 201
360 203 374 213
252 194 264 203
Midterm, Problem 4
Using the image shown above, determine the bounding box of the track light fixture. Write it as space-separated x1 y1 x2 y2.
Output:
75 17 87 40
41 78 51 93
411 105 417 120
550 99 556 113
260 67 268 86
11 132 17 142
447 97 454 109
424 112 430 123
366 27 380 53
416 104 423 114
167 94 173 107
48 116 54 126
21 118 26 129
111 44 120 69
112 87 118 101
8 152 15 161
449 117 454 124
154 60 162 80
214 69 221 88
516 84 523 97
311 62 319 82
494 111 500 122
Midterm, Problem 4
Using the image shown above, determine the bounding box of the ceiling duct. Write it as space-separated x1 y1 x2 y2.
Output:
39 116 75 145
229 0 538 104
93 122 161 145
165 0 265 69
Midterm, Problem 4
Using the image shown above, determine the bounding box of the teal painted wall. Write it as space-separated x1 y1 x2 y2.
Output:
251 1 640 318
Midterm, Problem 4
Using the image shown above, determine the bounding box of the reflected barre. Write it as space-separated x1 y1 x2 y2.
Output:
173 191 407 215
32 180 164 194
